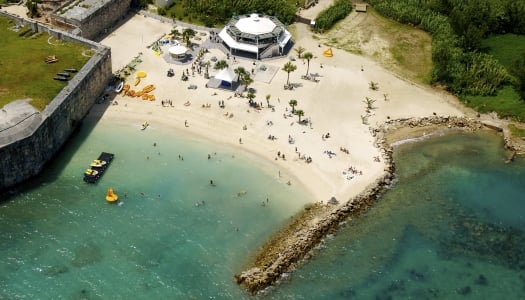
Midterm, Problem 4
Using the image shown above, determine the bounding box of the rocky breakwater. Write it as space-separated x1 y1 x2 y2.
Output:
235 116 483 295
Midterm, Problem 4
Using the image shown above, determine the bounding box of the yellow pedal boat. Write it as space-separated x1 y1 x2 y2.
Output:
106 188 119 203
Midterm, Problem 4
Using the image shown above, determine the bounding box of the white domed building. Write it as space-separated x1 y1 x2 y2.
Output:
218 14 292 60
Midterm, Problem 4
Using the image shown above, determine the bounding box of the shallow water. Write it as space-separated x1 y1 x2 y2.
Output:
270 130 525 299
2 119 525 299
0 117 314 299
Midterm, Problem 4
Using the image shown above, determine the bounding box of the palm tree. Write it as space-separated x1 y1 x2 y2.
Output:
182 28 197 48
265 94 271 108
215 60 228 70
27 0 42 18
282 62 297 86
369 81 379 91
171 28 181 40
363 97 376 110
289 99 298 113
295 109 304 122
247 92 256 103
294 46 305 59
303 52 314 76
235 67 252 91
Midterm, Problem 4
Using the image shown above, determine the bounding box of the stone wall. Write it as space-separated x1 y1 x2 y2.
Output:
52 0 132 40
0 12 112 191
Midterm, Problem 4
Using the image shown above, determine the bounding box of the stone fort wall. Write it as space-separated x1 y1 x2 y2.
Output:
0 11 112 191
52 0 132 40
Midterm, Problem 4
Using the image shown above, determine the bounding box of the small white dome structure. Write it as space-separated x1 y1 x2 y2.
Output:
168 45 188 60
218 14 292 60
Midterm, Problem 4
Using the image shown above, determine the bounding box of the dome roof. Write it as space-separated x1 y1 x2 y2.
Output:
234 14 276 35
168 45 188 55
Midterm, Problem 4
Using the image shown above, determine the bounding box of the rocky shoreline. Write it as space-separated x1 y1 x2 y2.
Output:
234 115 503 295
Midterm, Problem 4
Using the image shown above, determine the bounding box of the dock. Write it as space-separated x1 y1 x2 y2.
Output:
83 152 114 183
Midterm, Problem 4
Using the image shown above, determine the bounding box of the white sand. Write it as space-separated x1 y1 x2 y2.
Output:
96 13 465 204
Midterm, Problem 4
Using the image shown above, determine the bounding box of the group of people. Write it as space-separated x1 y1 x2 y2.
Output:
324 150 336 158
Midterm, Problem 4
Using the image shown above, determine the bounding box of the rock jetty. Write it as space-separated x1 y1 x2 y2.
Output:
235 116 490 295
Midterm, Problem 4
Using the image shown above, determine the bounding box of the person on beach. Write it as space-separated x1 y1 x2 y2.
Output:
185 120 188 127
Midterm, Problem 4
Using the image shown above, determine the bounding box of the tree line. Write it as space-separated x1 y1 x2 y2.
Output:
313 0 353 33
366 0 525 99
180 0 297 27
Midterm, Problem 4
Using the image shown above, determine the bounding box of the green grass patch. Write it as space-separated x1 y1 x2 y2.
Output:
482 34 525 70
0 16 90 111
360 9 433 84
462 85 525 122
508 123 525 139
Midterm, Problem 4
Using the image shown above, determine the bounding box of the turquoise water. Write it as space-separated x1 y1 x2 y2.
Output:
0 116 314 299
271 130 525 299
2 117 525 299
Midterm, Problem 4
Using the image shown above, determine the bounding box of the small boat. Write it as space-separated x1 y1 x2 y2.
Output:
53 76 68 81
105 188 119 203
90 159 107 168
83 152 114 183
134 78 140 86
57 72 71 77
65 68 78 73
85 169 99 176
141 121 149 130
115 81 124 93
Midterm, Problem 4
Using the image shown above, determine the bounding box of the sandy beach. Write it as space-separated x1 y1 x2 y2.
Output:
93 12 465 206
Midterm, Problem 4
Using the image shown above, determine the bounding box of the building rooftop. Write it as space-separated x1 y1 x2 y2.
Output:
234 14 276 35
57 0 109 22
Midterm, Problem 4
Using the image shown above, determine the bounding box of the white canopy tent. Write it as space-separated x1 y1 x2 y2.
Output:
214 68 237 87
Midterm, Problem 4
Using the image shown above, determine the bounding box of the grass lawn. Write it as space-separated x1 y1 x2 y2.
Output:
482 33 525 70
463 33 525 124
0 16 90 111
316 8 433 85
463 85 525 122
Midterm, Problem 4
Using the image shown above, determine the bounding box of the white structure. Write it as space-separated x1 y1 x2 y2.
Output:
214 68 238 88
168 45 188 60
218 14 292 60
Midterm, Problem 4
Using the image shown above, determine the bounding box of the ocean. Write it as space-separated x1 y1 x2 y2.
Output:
1 117 524 299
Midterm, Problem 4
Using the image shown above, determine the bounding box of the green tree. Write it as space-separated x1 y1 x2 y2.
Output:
170 28 181 40
235 67 252 91
282 62 297 86
289 99 298 113
214 60 228 70
247 92 256 102
294 46 305 59
182 28 197 48
303 52 314 76
26 0 41 18
295 109 304 122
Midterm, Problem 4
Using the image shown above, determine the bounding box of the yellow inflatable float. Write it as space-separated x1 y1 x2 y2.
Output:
105 188 119 203
323 48 333 57
136 71 147 78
